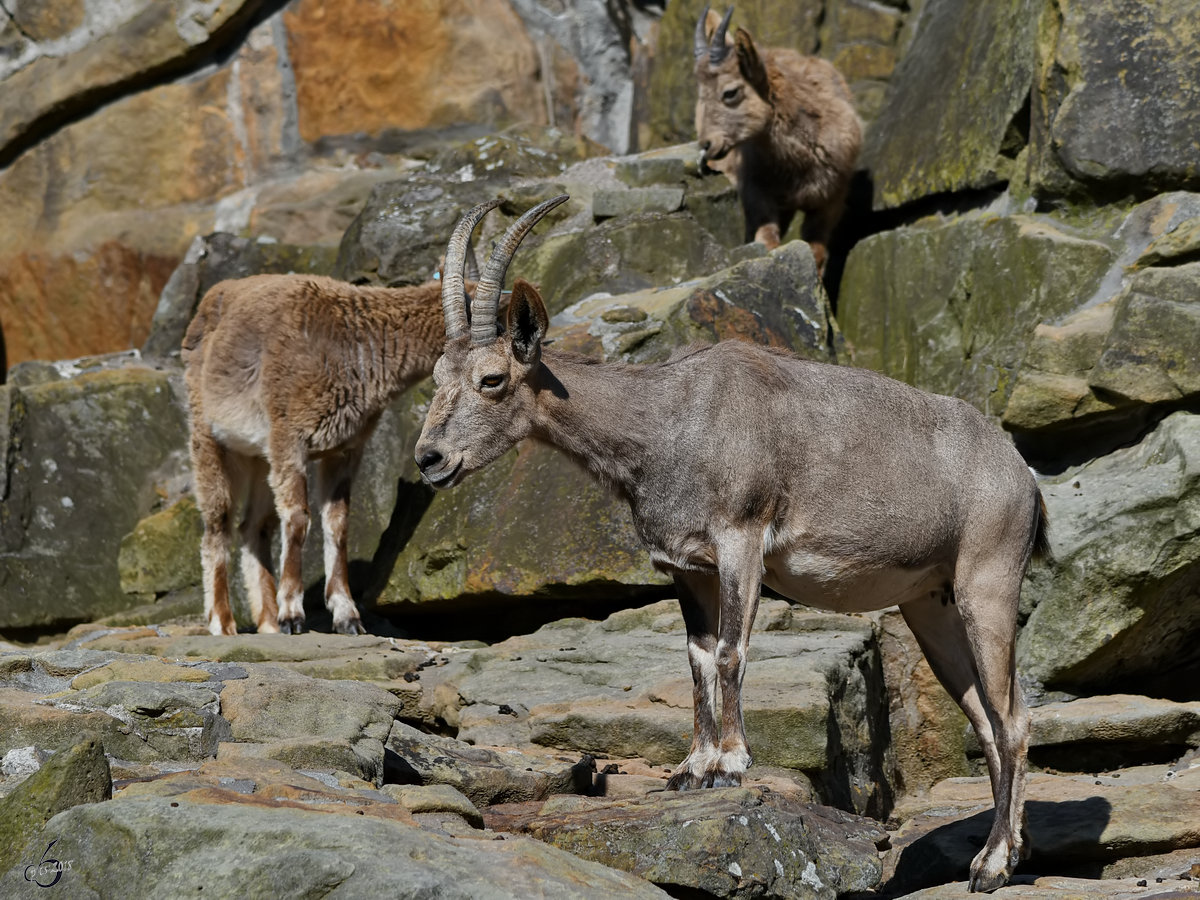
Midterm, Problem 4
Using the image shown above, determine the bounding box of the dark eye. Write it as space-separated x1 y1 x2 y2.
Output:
721 86 741 105
480 374 506 390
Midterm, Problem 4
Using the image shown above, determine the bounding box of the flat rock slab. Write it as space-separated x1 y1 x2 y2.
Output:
484 786 885 900
386 721 593 807
1024 694 1200 770
417 599 891 813
885 773 1200 893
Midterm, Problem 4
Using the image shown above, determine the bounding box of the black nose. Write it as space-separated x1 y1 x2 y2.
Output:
417 449 443 472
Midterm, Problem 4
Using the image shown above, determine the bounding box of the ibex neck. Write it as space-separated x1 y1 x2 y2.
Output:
529 351 659 498
355 287 446 395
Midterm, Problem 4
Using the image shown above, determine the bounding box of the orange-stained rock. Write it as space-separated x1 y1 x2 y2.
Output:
0 242 176 365
283 0 546 141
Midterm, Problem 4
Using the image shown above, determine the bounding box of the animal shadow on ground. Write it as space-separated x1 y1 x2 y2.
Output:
881 796 1114 896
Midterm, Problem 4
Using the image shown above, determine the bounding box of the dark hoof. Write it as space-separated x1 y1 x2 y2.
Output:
665 771 703 791
335 618 366 636
706 770 743 789
279 615 306 635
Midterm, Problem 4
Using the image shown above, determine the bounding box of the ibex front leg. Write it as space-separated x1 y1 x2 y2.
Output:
316 451 366 636
667 569 721 790
711 533 764 786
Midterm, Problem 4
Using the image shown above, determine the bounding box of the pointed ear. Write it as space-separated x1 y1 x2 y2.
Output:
735 28 769 98
507 278 549 365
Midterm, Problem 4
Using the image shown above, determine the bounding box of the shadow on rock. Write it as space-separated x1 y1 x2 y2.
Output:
884 796 1114 895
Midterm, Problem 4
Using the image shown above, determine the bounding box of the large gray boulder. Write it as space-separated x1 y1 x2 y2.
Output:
0 354 190 631
1030 0 1200 201
838 207 1115 420
862 0 1040 209
1017 412 1200 696
487 787 885 899
1002 193 1200 457
0 731 110 878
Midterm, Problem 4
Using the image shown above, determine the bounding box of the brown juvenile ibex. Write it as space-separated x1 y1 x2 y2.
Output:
416 196 1049 893
694 6 862 273
182 244 484 636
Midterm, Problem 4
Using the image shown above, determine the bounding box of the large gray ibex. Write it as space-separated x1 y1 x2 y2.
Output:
416 196 1049 893
182 231 487 636
694 6 861 273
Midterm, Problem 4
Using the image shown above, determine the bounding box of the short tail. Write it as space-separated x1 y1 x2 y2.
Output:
1031 491 1052 564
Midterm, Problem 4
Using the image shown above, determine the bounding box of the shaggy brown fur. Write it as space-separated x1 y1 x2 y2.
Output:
182 273 466 636
417 198 1046 894
694 7 862 272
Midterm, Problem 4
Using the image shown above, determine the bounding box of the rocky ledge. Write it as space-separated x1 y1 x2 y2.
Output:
2 602 1198 898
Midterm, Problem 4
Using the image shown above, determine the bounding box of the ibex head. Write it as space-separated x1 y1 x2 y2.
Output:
693 5 773 165
416 195 568 489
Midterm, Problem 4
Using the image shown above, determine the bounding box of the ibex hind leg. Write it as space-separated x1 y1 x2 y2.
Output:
239 457 280 634
902 572 1029 892
958 560 1030 893
268 443 310 635
191 426 240 636
316 453 366 636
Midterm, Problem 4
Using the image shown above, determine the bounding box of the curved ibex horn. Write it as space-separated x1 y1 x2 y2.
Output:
470 194 569 346
709 6 734 65
694 5 711 58
441 198 503 340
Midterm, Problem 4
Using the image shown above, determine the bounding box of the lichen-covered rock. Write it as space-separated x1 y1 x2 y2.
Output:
117 497 203 597
51 680 230 763
2 793 670 898
838 209 1115 416
0 356 190 631
0 731 110 878
486 787 885 900
863 0 1039 209
1001 193 1200 455
1017 412 1200 696
1030 0 1200 201
1005 262 1200 453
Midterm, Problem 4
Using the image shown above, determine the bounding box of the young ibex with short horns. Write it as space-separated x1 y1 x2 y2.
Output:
416 195 1049 893
694 6 861 273
182 242 484 636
